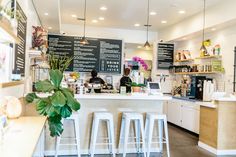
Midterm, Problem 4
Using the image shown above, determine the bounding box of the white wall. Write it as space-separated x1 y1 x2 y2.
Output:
61 24 158 44
125 48 153 61
159 0 236 41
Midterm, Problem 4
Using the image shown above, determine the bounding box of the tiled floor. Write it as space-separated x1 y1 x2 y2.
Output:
52 124 236 157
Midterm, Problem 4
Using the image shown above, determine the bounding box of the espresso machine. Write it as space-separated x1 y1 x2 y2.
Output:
188 76 206 100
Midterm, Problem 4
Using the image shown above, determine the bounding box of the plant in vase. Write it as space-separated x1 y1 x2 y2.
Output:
25 56 80 137
32 26 48 51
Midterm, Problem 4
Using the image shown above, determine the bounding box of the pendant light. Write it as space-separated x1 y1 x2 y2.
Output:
200 0 207 55
144 0 151 49
79 0 89 45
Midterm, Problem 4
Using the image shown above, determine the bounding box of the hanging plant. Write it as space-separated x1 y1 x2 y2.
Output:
132 56 149 70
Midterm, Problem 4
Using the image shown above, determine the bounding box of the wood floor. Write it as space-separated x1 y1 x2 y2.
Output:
51 124 235 157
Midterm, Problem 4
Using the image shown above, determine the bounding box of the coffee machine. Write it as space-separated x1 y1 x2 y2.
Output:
188 76 206 100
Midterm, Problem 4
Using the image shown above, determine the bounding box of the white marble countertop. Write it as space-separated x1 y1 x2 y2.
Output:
0 116 46 157
75 93 172 101
214 97 236 102
196 102 217 108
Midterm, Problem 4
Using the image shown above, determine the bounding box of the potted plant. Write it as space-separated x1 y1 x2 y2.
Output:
131 82 146 93
25 55 79 137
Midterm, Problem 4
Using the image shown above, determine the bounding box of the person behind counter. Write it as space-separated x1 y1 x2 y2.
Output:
89 69 105 93
120 68 132 93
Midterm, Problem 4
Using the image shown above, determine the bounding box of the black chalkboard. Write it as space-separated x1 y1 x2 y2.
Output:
48 34 122 73
13 1 27 76
157 43 174 69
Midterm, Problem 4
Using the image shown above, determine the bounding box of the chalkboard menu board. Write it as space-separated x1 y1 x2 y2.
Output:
157 43 174 69
14 1 27 76
48 34 122 73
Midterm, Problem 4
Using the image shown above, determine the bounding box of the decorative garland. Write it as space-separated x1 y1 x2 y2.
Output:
132 56 148 70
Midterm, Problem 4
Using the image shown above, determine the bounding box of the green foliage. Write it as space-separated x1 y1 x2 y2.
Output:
48 54 74 73
131 82 146 87
25 69 80 137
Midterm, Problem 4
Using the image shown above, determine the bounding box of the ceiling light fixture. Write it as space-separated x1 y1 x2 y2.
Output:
200 0 208 55
150 11 157 15
178 10 186 14
134 23 140 27
100 6 107 11
48 27 52 29
99 17 105 20
92 19 98 23
71 14 77 18
144 0 151 49
211 28 216 31
161 20 167 24
44 13 49 16
137 46 142 49
80 0 89 45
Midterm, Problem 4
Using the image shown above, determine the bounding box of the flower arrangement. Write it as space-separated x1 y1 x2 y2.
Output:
132 56 148 70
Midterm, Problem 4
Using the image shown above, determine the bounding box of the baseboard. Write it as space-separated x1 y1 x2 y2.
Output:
198 141 236 155
44 148 161 156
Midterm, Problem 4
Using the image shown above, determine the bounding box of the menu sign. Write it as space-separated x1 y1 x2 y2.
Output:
48 34 122 73
14 1 27 76
157 43 174 69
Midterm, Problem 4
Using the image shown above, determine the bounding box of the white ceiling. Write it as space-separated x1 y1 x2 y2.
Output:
33 0 223 33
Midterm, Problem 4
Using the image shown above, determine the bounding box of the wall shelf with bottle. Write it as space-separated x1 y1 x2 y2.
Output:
175 59 194 63
173 71 223 75
195 55 222 60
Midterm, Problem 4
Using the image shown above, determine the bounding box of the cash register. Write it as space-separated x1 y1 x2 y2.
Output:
147 82 163 96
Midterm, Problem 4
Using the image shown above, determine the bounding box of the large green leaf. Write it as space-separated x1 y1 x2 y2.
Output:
51 91 66 107
25 93 38 103
48 115 63 137
49 70 63 88
36 99 48 115
60 105 72 118
35 80 55 92
61 88 80 111
45 104 60 117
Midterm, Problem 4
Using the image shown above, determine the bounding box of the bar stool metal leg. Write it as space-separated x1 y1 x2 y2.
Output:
140 118 146 157
90 117 99 157
123 118 130 157
109 119 116 157
164 116 170 157
134 120 140 153
74 117 81 157
146 117 154 157
158 119 163 152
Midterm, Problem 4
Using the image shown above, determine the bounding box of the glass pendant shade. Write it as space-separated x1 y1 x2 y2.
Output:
79 36 89 45
200 43 207 54
144 40 151 49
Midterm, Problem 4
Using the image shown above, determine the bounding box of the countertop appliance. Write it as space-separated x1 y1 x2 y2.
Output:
188 76 206 100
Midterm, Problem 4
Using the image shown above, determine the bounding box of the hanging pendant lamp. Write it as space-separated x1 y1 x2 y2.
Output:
80 0 89 45
200 0 207 55
144 0 151 49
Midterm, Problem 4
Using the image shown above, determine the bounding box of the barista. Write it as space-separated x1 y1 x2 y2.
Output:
120 68 132 93
89 69 105 93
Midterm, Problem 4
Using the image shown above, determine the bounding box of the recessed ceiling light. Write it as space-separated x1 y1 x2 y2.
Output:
211 28 216 31
161 20 167 24
48 27 52 29
71 14 77 18
150 11 157 15
134 23 140 27
44 12 49 16
137 46 142 49
99 17 105 20
92 19 98 23
100 6 107 11
182 37 187 40
178 10 186 14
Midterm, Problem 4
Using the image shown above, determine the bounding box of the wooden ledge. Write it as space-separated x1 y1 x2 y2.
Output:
0 80 25 88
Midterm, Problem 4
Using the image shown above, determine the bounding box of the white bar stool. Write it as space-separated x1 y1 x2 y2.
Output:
118 112 146 157
89 112 116 157
145 113 170 157
55 113 80 157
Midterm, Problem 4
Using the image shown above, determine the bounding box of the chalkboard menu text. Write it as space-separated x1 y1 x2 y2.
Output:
48 34 122 73
157 43 174 69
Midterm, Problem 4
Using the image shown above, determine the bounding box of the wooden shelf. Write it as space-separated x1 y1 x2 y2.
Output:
174 71 222 75
195 55 222 59
0 20 20 43
175 59 194 62
0 80 24 88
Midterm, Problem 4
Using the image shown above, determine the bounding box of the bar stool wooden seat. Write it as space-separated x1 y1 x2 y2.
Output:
55 113 80 157
89 112 116 157
145 113 170 157
118 112 146 157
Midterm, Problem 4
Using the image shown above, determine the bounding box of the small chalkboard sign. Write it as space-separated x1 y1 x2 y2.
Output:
157 43 174 69
48 34 122 74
